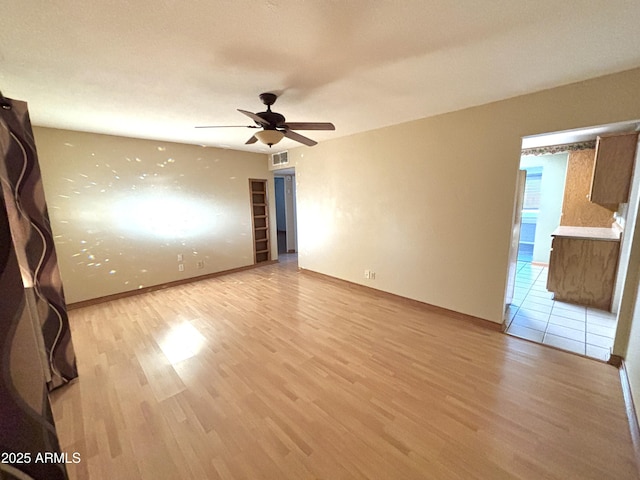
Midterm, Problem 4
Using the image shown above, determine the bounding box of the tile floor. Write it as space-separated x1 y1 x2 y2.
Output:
505 262 618 361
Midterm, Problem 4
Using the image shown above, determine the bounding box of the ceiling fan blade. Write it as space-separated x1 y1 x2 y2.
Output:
282 122 335 131
195 125 258 129
245 135 258 145
238 109 270 126
284 130 317 146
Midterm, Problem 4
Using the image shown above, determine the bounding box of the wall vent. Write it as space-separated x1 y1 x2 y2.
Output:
271 151 289 167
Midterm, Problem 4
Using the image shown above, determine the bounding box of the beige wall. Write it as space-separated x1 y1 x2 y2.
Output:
34 128 275 303
285 68 640 323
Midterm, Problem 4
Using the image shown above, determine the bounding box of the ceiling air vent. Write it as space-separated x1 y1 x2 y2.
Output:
271 151 289 167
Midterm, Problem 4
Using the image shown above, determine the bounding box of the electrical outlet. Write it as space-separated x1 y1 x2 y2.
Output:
178 263 185 272
196 260 204 269
177 254 183 262
370 271 376 280
364 270 370 279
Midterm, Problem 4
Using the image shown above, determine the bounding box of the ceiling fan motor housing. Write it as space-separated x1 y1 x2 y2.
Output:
259 92 278 106
256 93 285 127
257 111 285 128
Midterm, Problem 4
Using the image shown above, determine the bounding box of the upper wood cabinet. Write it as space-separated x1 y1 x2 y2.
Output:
561 149 613 226
590 132 638 205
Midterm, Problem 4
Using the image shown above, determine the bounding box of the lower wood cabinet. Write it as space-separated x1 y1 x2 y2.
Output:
546 236 620 311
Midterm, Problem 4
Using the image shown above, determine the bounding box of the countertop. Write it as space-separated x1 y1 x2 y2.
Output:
551 226 621 241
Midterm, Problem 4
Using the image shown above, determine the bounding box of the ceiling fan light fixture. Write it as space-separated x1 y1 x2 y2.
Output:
197 93 333 147
255 129 284 147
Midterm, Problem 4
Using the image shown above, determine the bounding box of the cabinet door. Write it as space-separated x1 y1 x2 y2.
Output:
546 237 583 302
590 132 638 205
561 149 614 226
581 240 619 311
547 236 619 310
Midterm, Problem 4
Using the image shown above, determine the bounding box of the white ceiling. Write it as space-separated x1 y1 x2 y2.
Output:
2 1 640 154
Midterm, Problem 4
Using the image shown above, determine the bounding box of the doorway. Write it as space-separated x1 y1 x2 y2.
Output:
504 121 640 361
275 177 287 254
273 168 298 257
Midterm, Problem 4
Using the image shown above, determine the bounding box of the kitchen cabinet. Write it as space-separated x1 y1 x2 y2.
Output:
590 132 638 205
547 227 620 311
560 149 613 227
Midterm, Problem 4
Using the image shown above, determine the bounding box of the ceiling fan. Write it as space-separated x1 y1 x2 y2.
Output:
196 92 335 147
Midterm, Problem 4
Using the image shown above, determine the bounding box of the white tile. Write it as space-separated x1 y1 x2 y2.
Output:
548 315 585 332
546 323 585 342
550 306 586 322
586 308 616 320
511 314 548 332
586 344 611 362
510 298 523 308
518 269 543 278
514 308 550 323
543 333 586 355
520 263 543 270
586 323 616 338
520 300 553 315
523 294 554 306
514 286 530 296
517 267 539 274
526 289 554 300
505 304 519 315
529 283 550 292
505 305 519 324
516 272 537 279
531 287 550 295
518 270 538 277
507 324 545 343
515 285 535 293
552 301 587 313
586 314 617 328
586 333 614 349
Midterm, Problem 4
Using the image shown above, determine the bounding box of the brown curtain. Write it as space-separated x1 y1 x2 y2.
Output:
0 95 76 479
0 96 77 390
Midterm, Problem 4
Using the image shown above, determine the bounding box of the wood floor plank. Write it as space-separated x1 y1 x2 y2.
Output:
49 255 639 479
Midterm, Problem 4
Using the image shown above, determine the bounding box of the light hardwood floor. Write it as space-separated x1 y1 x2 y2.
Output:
50 255 639 479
